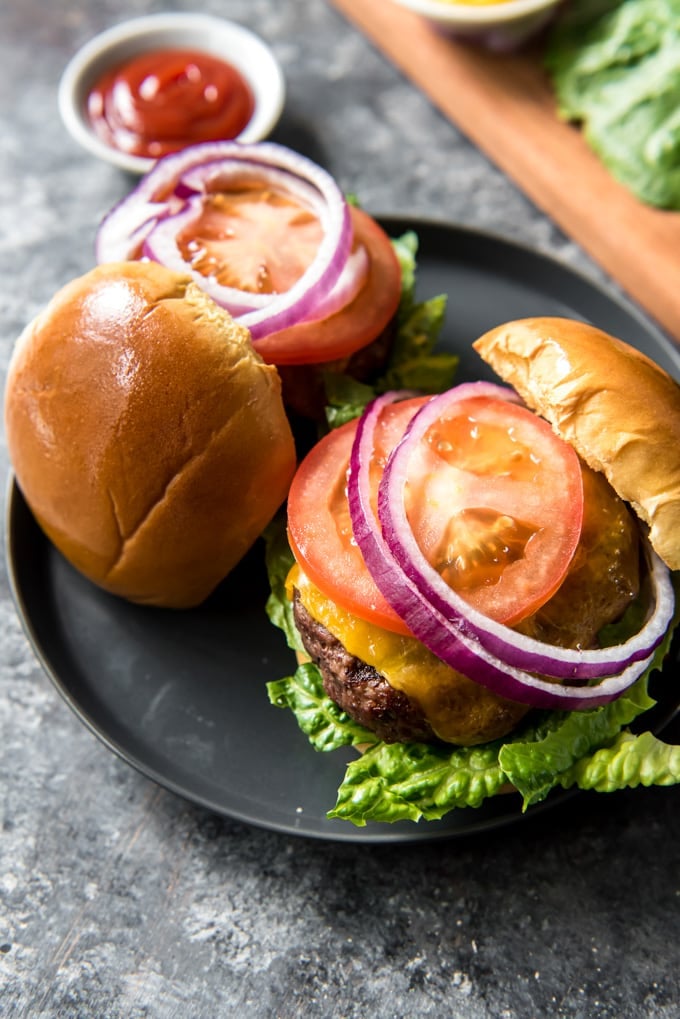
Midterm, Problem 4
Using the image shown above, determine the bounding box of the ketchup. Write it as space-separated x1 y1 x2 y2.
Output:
87 49 255 159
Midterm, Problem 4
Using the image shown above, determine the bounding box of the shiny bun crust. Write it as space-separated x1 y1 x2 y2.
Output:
474 317 680 571
5 261 297 607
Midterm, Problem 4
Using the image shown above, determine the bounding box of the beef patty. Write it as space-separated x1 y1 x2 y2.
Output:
293 590 435 743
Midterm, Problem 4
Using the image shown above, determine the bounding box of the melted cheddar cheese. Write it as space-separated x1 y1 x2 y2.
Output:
289 563 529 745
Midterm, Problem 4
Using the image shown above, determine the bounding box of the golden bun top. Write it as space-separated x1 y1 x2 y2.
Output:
4 261 297 607
474 316 680 571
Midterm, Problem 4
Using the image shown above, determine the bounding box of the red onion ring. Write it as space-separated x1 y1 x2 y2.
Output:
301 243 369 323
96 143 295 261
347 389 673 710
96 196 169 263
142 160 335 313
95 141 354 340
141 162 368 324
379 386 673 680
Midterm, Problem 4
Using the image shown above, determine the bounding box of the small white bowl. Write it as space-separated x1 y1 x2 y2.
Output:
389 0 561 49
58 13 286 175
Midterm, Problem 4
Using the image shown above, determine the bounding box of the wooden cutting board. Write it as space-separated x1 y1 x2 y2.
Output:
329 0 680 344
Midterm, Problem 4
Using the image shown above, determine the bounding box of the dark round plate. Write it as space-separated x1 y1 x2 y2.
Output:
7 218 680 843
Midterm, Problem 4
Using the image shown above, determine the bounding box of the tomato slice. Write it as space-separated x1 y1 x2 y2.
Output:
175 191 400 366
397 395 584 625
177 180 324 293
287 394 584 635
287 398 427 636
252 206 402 366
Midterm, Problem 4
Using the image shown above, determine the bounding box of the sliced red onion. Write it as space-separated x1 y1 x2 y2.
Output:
96 142 294 261
299 242 369 323
237 160 350 341
379 387 673 681
143 195 367 324
96 195 170 263
142 158 359 319
96 140 354 342
347 389 674 710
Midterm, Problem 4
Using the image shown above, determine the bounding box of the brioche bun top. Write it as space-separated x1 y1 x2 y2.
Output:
474 316 680 571
4 261 296 607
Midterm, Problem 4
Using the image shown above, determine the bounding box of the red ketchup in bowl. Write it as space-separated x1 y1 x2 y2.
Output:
87 49 255 159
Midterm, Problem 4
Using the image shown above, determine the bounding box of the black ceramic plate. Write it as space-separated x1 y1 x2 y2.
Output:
7 218 680 843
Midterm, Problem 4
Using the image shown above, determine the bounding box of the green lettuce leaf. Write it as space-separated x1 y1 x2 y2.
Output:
556 730 680 792
327 645 676 825
499 588 679 808
263 517 302 653
323 373 380 430
379 232 457 394
546 0 680 209
498 679 656 809
327 739 509 826
267 662 375 752
545 0 672 119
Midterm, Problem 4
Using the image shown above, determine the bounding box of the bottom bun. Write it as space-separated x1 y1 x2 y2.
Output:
4 261 297 608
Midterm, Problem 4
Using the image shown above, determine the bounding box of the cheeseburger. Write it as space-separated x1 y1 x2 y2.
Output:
4 261 296 608
268 317 680 825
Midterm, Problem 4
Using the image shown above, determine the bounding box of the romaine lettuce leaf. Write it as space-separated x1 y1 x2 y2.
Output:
546 0 680 209
499 597 679 809
498 679 656 809
327 648 674 825
323 373 381 430
328 739 509 825
378 232 456 395
558 730 680 793
545 0 673 119
263 517 302 653
267 662 374 752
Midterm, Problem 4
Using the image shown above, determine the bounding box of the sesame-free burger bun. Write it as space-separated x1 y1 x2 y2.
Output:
474 316 680 571
4 261 297 608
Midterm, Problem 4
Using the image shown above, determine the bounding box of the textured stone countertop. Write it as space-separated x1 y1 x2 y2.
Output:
2 2 680 1017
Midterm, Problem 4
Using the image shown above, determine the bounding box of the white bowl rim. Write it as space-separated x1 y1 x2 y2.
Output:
58 12 286 175
390 0 559 24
